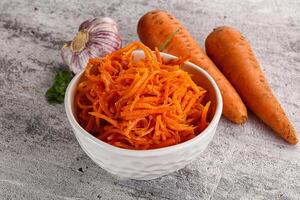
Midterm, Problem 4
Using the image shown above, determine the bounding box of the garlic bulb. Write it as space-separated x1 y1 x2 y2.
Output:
61 17 122 74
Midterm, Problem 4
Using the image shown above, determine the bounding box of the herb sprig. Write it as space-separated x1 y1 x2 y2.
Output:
46 70 74 104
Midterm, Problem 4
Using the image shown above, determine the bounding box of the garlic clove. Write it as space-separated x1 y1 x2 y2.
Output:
89 24 118 34
71 54 85 74
88 43 110 58
89 32 122 49
77 51 89 73
61 42 73 67
80 17 118 34
88 17 118 33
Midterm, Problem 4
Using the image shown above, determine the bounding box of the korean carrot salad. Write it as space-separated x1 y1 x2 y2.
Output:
75 41 211 150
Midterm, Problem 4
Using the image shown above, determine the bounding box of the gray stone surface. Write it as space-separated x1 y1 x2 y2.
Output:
0 0 299 199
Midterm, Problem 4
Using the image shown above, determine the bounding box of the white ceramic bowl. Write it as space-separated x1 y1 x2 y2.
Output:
65 51 223 180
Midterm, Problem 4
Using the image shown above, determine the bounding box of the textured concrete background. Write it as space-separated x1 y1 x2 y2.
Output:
0 0 299 199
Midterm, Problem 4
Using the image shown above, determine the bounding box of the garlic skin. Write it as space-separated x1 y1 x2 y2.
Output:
62 17 122 74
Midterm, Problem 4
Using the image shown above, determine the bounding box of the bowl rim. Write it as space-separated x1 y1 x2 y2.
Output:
65 51 223 156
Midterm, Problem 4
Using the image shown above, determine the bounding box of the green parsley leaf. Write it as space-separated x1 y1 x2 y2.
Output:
46 70 74 104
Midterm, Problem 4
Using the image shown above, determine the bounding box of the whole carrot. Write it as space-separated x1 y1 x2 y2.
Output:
205 26 298 144
137 10 247 124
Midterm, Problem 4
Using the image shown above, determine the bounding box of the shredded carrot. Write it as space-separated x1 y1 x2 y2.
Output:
200 101 211 132
75 41 211 150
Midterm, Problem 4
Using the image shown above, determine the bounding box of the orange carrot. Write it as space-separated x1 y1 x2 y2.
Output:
205 26 298 144
137 10 247 124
